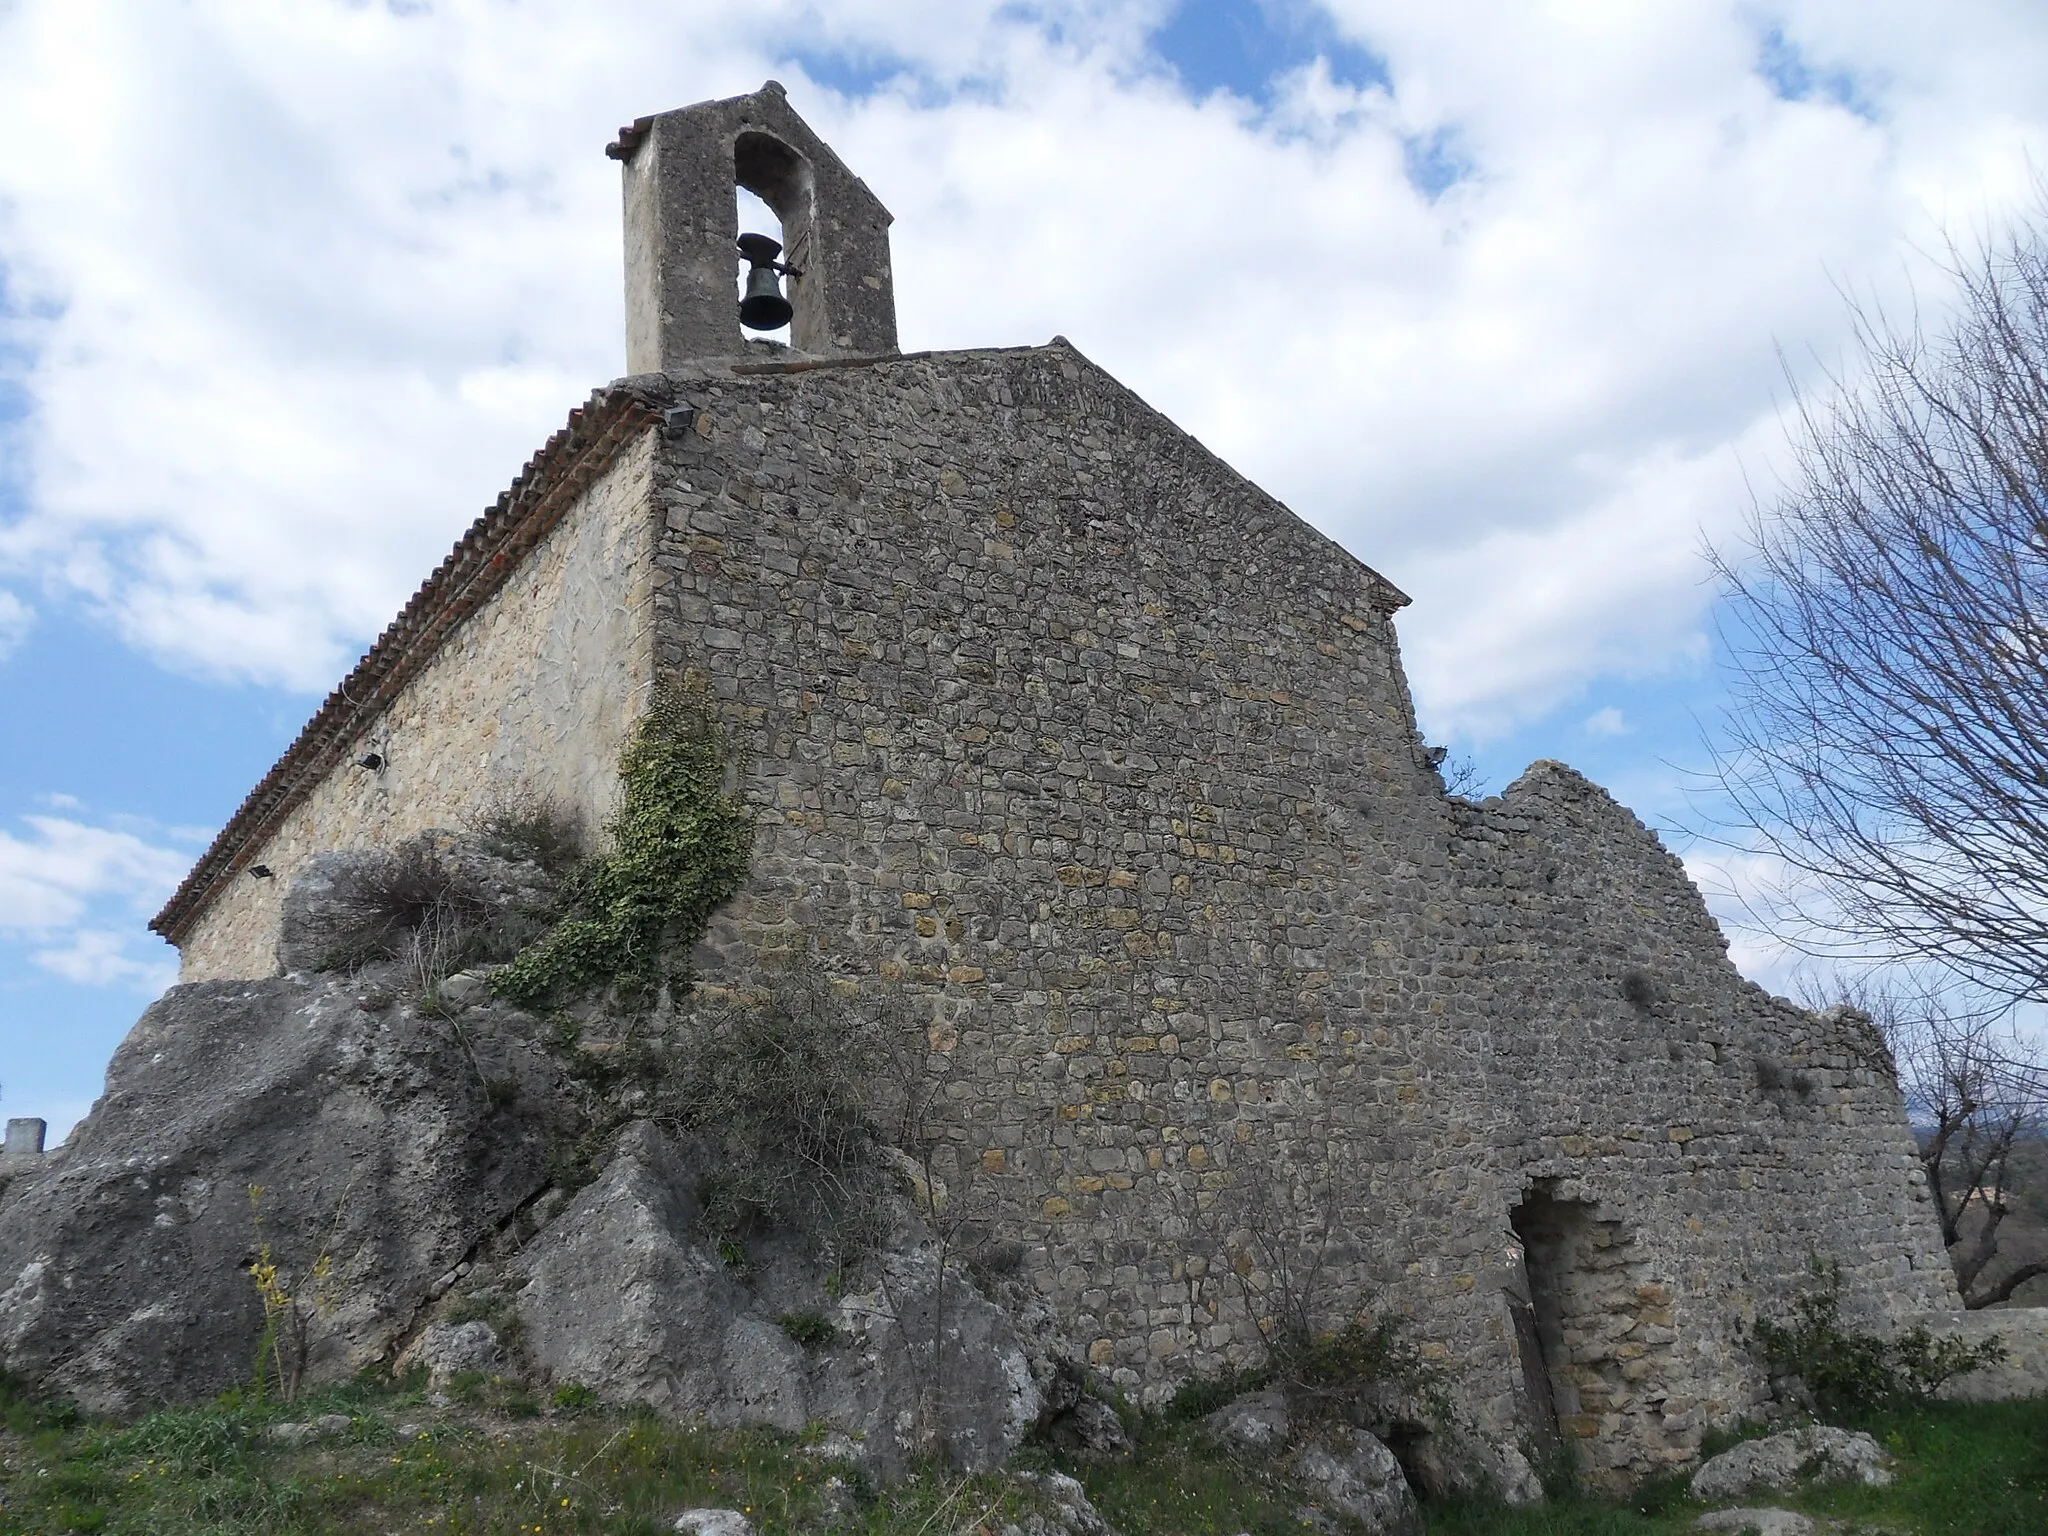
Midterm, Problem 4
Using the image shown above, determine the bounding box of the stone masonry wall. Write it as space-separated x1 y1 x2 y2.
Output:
633 342 1957 1484
177 431 660 981
645 342 1566 1447
1450 763 1957 1484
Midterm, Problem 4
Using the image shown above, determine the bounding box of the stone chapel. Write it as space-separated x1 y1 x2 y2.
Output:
146 83 1965 1485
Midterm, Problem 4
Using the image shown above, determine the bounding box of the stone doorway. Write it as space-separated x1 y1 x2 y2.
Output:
1506 1190 1583 1456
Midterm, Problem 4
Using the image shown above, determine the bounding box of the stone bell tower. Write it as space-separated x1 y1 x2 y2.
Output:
607 81 899 369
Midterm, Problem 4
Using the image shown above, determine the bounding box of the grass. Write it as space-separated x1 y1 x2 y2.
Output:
1410 1399 2048 1536
0 1373 1037 1535
2 1372 2043 1535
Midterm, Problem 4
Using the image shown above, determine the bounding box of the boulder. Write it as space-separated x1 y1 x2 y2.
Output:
1041 1394 1132 1461
1695 1512 1814 1535
410 1320 506 1392
1204 1388 1291 1454
1005 1470 1118 1536
1689 1425 1893 1501
0 974 572 1414
513 1120 1044 1475
1489 1442 1546 1508
511 1121 745 1421
1294 1428 1424 1536
673 1512 754 1536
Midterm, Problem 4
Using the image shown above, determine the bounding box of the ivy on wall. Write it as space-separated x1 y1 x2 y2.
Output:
493 685 753 1006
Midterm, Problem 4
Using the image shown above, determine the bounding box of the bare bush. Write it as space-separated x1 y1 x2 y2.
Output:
663 957 900 1250
1175 1140 1443 1424
320 842 500 989
465 793 585 876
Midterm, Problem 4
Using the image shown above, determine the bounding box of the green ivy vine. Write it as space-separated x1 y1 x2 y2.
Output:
492 685 754 1006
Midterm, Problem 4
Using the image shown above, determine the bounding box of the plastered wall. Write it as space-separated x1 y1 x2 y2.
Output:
176 431 659 981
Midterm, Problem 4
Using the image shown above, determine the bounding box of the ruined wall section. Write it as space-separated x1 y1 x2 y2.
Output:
643 343 1522 1416
178 432 660 981
1450 762 1957 1483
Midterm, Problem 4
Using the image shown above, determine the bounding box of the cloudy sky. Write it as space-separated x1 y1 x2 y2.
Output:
2 0 2044 1140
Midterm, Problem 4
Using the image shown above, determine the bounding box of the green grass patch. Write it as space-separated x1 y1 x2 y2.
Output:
0 1374 1046 1535
1794 1398 2048 1536
1066 1418 1307 1534
4 1372 2045 1534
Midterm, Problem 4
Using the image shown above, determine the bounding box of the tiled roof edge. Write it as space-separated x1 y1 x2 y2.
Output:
151 384 665 946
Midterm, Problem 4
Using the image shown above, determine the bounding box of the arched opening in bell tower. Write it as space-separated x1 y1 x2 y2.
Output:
735 130 815 349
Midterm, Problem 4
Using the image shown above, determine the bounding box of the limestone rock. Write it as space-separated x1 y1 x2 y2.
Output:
264 1413 354 1445
1689 1425 1893 1501
1008 1470 1118 1535
512 1121 741 1421
1491 1442 1546 1508
1695 1511 1814 1535
1041 1393 1132 1461
513 1120 1044 1475
673 1511 753 1536
1294 1428 1424 1536
1203 1389 1291 1455
437 971 492 1008
0 974 571 1415
412 1320 505 1391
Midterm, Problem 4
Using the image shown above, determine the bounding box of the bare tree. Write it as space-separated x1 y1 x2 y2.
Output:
1817 977 2048 1308
1709 201 2048 1004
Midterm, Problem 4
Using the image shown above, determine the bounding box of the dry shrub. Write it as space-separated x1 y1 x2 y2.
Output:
466 793 585 876
320 840 547 994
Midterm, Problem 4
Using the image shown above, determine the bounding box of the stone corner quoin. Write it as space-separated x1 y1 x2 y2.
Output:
134 80 1963 1489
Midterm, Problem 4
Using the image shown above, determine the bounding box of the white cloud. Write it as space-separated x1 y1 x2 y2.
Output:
33 927 178 991
0 812 191 992
0 0 2041 732
1583 707 1629 738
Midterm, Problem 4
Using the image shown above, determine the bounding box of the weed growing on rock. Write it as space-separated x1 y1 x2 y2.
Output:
776 1312 842 1351
247 1181 355 1404
1754 1256 2007 1416
493 685 754 1007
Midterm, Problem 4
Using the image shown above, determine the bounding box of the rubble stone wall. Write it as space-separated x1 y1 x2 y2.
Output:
632 341 1959 1481
1450 766 1957 1483
176 432 660 982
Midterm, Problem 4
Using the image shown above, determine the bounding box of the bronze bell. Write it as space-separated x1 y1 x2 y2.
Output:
737 232 795 331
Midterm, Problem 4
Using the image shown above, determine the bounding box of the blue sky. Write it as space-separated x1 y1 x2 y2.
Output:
3 0 2046 1140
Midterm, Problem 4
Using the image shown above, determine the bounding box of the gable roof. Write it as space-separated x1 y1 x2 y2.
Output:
150 382 663 945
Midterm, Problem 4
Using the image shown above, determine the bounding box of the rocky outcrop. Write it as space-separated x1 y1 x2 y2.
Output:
0 971 573 1414
1294 1428 1425 1536
1689 1425 1893 1501
511 1119 1046 1474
